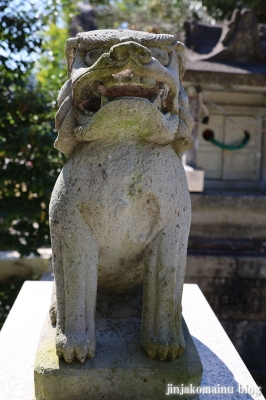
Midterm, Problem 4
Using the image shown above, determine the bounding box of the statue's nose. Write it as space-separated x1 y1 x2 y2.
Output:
109 41 152 64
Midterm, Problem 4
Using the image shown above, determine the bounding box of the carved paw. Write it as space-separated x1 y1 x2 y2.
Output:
141 330 185 361
56 331 96 363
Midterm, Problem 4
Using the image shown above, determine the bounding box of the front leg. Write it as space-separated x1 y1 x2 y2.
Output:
141 221 189 361
50 206 97 363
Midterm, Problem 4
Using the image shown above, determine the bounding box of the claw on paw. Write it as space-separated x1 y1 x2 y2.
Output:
142 332 186 361
56 333 96 363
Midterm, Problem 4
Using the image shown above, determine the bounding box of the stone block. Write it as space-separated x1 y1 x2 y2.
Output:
34 291 202 400
190 193 266 240
0 248 52 281
186 170 205 192
185 254 266 395
1 282 263 400
186 254 266 320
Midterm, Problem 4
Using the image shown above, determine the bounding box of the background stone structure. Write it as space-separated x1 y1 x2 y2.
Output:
183 9 266 192
182 9 266 394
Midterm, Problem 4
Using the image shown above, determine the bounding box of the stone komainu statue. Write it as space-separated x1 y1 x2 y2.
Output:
49 30 194 363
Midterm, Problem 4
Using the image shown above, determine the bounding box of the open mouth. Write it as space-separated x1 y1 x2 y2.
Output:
75 71 172 116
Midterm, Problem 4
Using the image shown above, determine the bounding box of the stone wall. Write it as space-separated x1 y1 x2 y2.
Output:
186 192 266 394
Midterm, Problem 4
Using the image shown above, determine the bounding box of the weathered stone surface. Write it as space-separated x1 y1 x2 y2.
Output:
184 63 266 87
185 247 266 394
186 274 266 320
187 254 266 279
49 29 195 364
184 191 266 393
186 255 266 314
34 291 202 400
190 193 266 240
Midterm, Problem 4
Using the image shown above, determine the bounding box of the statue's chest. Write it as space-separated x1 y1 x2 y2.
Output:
65 141 182 207
54 141 188 250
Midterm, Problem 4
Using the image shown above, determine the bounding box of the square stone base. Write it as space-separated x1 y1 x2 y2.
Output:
34 291 202 400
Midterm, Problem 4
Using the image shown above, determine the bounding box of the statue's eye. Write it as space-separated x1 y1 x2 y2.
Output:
150 48 170 67
85 49 104 66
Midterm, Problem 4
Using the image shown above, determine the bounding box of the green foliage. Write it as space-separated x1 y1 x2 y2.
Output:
0 84 65 255
200 0 266 23
0 0 65 256
36 0 79 91
94 0 193 36
36 23 69 92
0 0 45 75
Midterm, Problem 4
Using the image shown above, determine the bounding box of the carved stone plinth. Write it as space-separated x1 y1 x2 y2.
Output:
34 291 202 400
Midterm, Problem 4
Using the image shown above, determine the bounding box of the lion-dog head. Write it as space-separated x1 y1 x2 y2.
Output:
55 30 194 157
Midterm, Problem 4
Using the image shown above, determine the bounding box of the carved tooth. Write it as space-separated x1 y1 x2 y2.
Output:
90 82 101 97
112 70 141 84
112 69 134 80
75 110 93 124
83 110 94 116
98 85 108 96
101 96 110 107
161 84 169 101
130 75 140 84
150 93 161 110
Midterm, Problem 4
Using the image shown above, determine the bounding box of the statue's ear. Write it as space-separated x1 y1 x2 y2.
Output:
172 41 186 79
65 37 79 77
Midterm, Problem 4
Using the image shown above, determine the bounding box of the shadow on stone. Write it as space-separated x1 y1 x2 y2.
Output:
192 337 257 399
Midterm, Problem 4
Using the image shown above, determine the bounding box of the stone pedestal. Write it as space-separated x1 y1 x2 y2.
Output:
34 291 203 400
1 282 263 399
